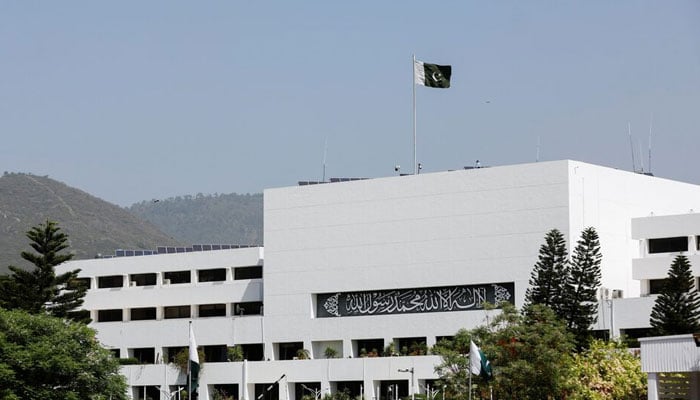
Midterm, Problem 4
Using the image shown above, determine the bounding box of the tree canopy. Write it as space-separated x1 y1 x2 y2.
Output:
0 308 127 400
434 303 575 400
649 255 700 335
0 220 89 323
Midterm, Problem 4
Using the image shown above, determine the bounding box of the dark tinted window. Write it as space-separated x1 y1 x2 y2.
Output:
235 266 262 280
649 237 687 253
198 268 226 282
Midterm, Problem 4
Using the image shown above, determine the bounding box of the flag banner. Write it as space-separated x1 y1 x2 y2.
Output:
470 341 493 381
189 324 200 394
414 60 451 88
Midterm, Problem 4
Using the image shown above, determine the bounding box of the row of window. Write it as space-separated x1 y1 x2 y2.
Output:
134 379 429 400
97 301 263 322
86 266 262 289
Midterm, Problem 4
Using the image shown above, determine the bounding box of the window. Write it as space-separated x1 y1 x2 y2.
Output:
648 237 688 254
97 309 123 322
164 270 191 284
164 305 191 319
68 277 91 290
132 347 155 364
396 337 427 355
277 342 303 360
199 303 226 317
198 268 226 282
203 345 228 362
233 301 263 316
130 307 156 321
235 266 262 280
240 343 264 361
355 339 383 357
213 385 238 400
129 273 156 286
649 279 667 295
110 348 120 358
98 275 123 288
165 346 186 363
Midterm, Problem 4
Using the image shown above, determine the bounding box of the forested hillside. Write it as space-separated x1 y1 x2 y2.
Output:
129 193 263 246
0 172 183 274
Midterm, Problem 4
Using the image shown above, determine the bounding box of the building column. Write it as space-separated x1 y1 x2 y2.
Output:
647 372 658 400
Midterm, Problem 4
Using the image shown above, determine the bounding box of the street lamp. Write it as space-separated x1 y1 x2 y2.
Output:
301 384 322 400
397 368 415 400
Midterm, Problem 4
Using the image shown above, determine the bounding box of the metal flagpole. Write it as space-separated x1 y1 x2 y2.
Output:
412 54 417 175
468 352 472 400
188 321 192 400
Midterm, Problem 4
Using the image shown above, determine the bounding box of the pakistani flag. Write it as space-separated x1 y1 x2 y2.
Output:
470 341 493 381
414 60 451 88
189 324 200 394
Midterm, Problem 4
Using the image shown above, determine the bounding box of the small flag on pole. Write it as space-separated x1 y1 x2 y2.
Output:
414 60 452 88
189 324 200 394
470 341 493 380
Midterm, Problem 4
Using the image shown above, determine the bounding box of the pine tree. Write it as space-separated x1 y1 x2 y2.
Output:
0 220 89 323
649 255 700 335
524 229 569 319
565 227 602 349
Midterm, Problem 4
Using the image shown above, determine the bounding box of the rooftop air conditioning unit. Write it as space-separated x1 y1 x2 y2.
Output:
130 281 137 287
600 288 610 300
612 289 623 299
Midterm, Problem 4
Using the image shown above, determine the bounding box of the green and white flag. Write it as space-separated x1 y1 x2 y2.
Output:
470 340 493 381
189 324 200 394
414 60 451 88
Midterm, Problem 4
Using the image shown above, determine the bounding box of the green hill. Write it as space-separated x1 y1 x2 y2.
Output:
0 172 184 274
128 192 263 246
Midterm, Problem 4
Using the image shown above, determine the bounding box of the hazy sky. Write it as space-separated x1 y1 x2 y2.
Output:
2 1 699 206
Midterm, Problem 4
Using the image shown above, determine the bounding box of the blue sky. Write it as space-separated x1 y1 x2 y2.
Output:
1 1 699 206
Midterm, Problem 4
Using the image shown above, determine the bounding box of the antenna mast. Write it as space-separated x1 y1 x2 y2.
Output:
628 122 636 173
536 135 541 162
648 113 653 174
322 137 328 183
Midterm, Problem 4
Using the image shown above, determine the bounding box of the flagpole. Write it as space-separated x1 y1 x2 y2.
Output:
188 321 192 400
412 53 417 175
468 354 472 400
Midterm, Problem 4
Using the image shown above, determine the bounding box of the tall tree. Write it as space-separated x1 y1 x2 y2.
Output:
0 308 127 399
0 220 89 323
565 227 602 349
649 255 700 335
524 229 569 319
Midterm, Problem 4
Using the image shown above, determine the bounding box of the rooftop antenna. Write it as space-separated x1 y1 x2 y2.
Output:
638 141 645 173
322 137 328 182
536 135 541 162
628 122 637 173
648 113 653 174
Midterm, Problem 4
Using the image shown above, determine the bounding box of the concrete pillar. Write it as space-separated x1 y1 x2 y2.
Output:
647 373 658 400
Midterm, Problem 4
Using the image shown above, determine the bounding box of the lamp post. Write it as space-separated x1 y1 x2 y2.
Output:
397 368 415 400
301 384 322 400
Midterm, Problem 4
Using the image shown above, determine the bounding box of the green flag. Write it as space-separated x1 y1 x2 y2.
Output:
189 324 200 394
414 60 451 88
470 340 493 381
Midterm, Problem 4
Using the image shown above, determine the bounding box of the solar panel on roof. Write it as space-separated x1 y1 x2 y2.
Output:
115 250 125 257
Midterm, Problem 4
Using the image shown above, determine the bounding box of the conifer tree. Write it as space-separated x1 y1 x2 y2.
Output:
649 255 700 335
0 220 89 323
524 229 569 319
565 227 602 349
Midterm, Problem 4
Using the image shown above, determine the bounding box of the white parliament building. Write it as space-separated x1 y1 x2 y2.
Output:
57 160 700 400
